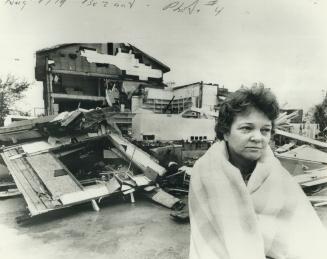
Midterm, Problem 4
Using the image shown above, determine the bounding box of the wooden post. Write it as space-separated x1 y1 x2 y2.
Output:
97 79 101 97
130 192 135 203
49 74 54 115
199 81 203 109
45 57 53 115
91 199 100 212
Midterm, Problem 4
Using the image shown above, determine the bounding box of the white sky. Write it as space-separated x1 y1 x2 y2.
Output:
0 0 326 114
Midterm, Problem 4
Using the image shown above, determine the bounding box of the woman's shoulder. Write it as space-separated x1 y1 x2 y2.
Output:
192 141 225 170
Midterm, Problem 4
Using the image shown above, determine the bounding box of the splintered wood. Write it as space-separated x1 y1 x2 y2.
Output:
1 148 57 216
26 153 82 199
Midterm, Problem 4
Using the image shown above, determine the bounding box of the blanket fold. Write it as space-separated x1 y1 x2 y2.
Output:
189 141 327 259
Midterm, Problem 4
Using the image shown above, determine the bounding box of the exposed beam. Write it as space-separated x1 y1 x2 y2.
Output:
51 69 164 85
51 69 121 80
51 93 106 102
275 129 327 149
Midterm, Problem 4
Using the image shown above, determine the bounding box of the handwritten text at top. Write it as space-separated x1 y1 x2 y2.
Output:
3 0 224 17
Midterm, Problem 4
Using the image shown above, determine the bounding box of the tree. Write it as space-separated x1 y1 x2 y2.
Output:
313 96 327 135
0 75 30 126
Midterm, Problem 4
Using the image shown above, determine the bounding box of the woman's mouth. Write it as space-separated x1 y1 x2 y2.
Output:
245 147 262 150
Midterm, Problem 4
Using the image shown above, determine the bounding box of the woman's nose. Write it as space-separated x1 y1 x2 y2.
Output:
250 131 263 142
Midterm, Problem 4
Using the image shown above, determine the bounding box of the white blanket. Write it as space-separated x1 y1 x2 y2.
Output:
189 141 327 259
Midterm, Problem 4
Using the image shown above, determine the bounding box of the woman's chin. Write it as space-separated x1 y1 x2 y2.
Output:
243 152 262 161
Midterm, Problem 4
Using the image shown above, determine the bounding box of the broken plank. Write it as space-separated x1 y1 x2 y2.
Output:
60 110 83 127
26 153 82 199
300 178 327 187
51 93 106 102
308 196 327 203
275 129 327 149
0 115 56 134
0 182 16 189
143 167 158 182
294 167 327 187
12 155 58 209
313 201 327 207
105 177 121 194
1 152 49 215
60 184 109 205
51 69 121 80
130 174 151 186
143 188 180 209
108 133 166 176
21 141 58 155
0 189 21 198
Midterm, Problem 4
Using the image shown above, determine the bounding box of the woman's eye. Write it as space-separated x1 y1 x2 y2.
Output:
240 126 252 132
261 128 271 134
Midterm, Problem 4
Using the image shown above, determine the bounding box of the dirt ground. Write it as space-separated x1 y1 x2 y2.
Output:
1 165 327 259
0 194 190 259
0 163 190 259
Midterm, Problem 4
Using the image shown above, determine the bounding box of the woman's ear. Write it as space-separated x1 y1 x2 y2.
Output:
223 133 229 142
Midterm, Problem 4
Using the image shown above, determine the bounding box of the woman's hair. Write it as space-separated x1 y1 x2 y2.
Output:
215 85 280 140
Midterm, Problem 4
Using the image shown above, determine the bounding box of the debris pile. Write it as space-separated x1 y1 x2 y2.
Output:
274 136 327 206
0 108 184 221
2 106 327 223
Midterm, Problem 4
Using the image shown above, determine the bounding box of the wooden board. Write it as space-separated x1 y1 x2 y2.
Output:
275 129 327 149
60 184 109 205
51 93 106 102
144 188 180 208
0 115 56 135
1 149 54 215
26 153 82 199
108 133 166 176
22 141 56 154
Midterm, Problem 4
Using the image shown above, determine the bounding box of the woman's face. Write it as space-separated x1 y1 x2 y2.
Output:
224 107 272 162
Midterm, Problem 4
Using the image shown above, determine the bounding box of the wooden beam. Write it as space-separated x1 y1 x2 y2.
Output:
49 74 54 114
51 69 164 85
97 78 101 97
51 93 106 102
26 153 82 199
0 115 56 134
45 57 53 115
51 69 121 80
275 129 327 149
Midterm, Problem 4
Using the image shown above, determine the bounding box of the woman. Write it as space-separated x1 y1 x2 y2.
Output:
189 86 327 259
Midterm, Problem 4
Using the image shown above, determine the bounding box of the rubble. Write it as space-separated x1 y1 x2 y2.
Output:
0 182 20 198
0 107 181 221
2 103 327 224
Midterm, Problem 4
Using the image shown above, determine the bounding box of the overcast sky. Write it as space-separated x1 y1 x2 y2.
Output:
0 0 326 114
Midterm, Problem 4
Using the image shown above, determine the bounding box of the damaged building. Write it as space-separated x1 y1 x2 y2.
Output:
0 108 183 220
132 82 229 142
2 42 327 225
141 82 229 114
35 43 170 115
35 43 230 141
